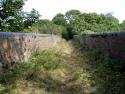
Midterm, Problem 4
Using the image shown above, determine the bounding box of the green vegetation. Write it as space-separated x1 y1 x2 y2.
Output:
0 41 124 94
0 0 26 31
1 0 125 39
52 10 125 40
0 48 65 94
0 1 125 94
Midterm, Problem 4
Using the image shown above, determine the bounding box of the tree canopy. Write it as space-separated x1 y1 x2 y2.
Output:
24 8 40 29
52 13 67 26
0 0 26 31
52 10 123 39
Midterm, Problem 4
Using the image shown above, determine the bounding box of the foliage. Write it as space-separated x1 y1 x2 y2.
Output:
30 50 64 71
0 49 65 94
81 48 125 94
62 26 75 40
51 10 122 40
0 0 41 32
0 0 26 31
0 62 33 84
0 1 124 35
0 0 124 38
120 20 125 31
52 13 67 26
38 19 66 35
24 19 66 35
73 35 81 43
68 12 120 35
24 8 40 29
0 49 65 84
80 30 95 36
65 10 81 24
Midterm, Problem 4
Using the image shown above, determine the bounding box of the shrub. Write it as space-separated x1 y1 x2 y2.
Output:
80 30 95 36
0 49 65 86
0 62 34 85
73 35 81 44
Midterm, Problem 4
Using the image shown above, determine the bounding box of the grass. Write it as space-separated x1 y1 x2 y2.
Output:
79 46 125 94
0 40 124 94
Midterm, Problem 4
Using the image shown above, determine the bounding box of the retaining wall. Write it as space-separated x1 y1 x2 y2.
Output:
80 31 125 61
0 32 61 70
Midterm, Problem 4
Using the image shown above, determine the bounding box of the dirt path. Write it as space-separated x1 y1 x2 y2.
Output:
52 41 98 94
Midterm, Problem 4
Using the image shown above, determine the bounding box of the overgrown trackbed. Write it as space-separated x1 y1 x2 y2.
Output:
0 40 124 94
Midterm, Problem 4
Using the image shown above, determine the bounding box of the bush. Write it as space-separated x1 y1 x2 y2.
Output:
80 30 95 36
82 48 125 93
26 50 65 81
61 26 76 40
0 49 65 85
73 35 81 44
0 62 34 85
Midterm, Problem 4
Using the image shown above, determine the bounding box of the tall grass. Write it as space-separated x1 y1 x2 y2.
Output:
81 48 125 94
0 49 65 94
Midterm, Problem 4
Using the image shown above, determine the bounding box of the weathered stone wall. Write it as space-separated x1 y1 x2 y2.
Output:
0 32 61 70
80 31 125 61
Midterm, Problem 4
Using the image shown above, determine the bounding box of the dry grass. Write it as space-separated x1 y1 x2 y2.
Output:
0 40 124 94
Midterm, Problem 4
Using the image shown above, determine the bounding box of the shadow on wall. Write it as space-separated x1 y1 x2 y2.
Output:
0 36 25 71
80 31 125 62
0 33 61 72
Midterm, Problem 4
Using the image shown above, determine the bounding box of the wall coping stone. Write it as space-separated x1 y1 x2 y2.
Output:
82 31 125 38
0 32 57 38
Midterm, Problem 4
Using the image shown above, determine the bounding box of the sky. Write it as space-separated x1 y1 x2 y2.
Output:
23 0 125 22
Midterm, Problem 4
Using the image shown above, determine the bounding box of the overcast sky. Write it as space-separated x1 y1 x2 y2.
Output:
23 0 125 22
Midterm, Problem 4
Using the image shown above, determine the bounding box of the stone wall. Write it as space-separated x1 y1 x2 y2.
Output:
0 32 61 70
80 31 125 61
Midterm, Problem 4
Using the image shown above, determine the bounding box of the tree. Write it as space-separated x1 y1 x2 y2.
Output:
65 10 81 24
82 13 99 24
103 14 120 31
52 13 67 26
64 11 121 37
24 19 66 35
71 14 86 33
120 20 125 31
24 8 40 28
0 0 26 31
38 19 53 34
61 10 82 40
